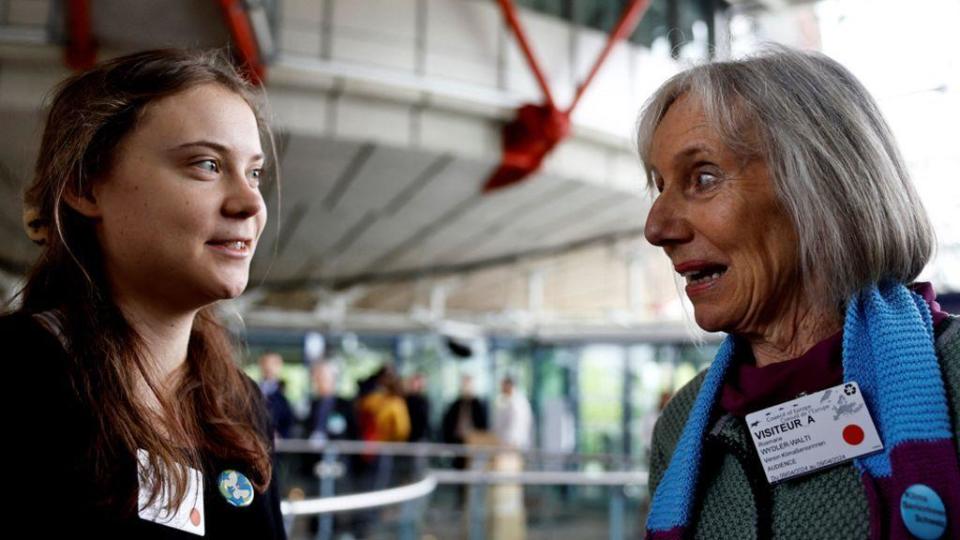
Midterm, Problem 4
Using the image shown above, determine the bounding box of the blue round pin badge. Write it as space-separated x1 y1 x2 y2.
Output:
327 413 346 435
218 469 255 508
900 484 947 539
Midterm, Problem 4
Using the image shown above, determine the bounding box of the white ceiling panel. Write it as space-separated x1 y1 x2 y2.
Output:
332 146 446 216
253 136 370 273
385 177 606 271
440 180 595 265
0 116 651 290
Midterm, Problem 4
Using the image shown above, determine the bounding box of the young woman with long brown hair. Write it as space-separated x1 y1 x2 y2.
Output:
3 49 286 538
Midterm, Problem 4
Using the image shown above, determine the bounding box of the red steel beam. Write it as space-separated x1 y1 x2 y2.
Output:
497 0 557 109
65 0 96 70
484 0 650 193
565 0 651 115
216 0 266 84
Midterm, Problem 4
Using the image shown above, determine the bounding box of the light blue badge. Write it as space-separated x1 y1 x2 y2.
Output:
327 413 346 435
218 470 255 508
900 484 947 539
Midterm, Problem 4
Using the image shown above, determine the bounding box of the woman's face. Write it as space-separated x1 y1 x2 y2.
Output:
87 83 267 311
643 94 801 335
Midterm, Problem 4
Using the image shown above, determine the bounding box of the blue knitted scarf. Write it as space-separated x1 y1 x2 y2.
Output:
645 282 958 539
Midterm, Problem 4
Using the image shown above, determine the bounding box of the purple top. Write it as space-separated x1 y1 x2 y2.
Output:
719 282 950 417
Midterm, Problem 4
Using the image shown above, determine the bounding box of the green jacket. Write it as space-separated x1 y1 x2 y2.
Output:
648 316 960 539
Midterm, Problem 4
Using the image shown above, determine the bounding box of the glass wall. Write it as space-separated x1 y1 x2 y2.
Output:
246 327 720 538
242 327 719 468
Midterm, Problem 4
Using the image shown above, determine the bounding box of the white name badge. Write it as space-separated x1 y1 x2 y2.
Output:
137 449 206 536
745 381 883 484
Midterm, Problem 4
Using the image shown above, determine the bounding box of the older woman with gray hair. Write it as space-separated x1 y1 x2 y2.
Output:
640 47 958 539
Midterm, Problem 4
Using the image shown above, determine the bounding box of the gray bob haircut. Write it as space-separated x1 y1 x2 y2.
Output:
636 46 934 312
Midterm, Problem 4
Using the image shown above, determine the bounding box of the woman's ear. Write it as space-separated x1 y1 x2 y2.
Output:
62 182 102 218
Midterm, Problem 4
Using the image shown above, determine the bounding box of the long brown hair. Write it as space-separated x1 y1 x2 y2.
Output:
17 49 275 514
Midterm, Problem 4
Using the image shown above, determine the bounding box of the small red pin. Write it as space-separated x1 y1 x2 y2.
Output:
843 424 865 445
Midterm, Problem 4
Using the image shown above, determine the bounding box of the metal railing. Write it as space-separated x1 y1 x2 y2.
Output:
276 438 645 468
276 439 648 540
281 474 437 515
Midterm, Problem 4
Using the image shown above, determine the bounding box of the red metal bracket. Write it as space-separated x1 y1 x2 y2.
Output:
64 0 96 70
484 0 650 193
216 0 266 84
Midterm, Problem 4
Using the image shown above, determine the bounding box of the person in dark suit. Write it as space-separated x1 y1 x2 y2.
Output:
441 375 489 507
441 375 489 448
303 361 360 536
405 372 432 442
258 352 295 439
305 361 358 442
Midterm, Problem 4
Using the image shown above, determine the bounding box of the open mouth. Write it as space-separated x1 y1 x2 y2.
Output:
207 240 249 249
680 264 728 286
205 239 252 255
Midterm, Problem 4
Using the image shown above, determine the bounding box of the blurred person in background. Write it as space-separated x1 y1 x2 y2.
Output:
357 366 411 486
303 361 359 538
405 372 432 443
493 376 533 450
441 375 490 453
399 372 433 487
489 376 534 539
357 365 411 445
356 362 384 398
305 361 357 443
259 351 295 439
441 375 489 508
3 49 285 538
354 366 411 532
640 47 958 539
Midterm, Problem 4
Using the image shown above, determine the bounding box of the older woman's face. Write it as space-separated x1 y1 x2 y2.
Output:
644 95 800 334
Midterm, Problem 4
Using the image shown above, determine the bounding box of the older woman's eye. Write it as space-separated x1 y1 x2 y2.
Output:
694 171 720 189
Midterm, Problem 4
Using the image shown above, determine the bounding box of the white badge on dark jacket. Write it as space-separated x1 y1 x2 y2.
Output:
745 381 883 484
137 449 206 536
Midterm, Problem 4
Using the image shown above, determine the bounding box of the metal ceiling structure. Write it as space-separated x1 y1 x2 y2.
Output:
0 0 699 335
251 136 647 290
1 2 652 267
